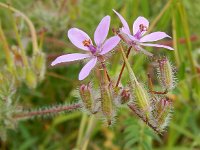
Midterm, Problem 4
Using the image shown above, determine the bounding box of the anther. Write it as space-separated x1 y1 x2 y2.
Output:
82 39 91 47
139 24 147 32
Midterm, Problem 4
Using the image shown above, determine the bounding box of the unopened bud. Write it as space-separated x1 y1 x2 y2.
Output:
99 69 114 125
15 66 26 81
120 89 130 104
157 57 175 90
11 45 24 67
25 69 37 89
155 97 173 131
79 84 93 113
32 52 46 81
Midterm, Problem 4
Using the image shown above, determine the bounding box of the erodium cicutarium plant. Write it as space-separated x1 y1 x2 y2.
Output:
0 7 176 141
50 11 176 133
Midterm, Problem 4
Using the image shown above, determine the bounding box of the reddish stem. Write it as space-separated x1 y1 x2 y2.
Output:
147 74 168 95
14 103 82 120
101 61 111 82
127 103 161 135
115 46 132 87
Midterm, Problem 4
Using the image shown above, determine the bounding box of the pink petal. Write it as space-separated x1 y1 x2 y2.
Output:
140 43 174 50
113 9 130 34
100 36 120 55
133 16 149 35
140 32 171 42
68 28 92 51
51 53 91 66
94 16 110 46
79 57 97 80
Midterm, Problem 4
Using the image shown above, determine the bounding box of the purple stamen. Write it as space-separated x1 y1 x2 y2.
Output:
88 45 97 54
82 39 97 54
134 30 142 39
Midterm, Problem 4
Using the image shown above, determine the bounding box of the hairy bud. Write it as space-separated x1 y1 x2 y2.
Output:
99 69 114 125
157 57 176 90
155 97 173 131
25 69 37 89
79 84 94 113
32 52 46 81
120 89 130 104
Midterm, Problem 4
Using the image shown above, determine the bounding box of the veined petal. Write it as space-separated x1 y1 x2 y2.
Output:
79 57 97 80
100 36 120 55
94 16 110 46
140 32 171 42
140 43 174 50
133 16 149 35
113 9 130 34
51 53 91 66
68 28 92 51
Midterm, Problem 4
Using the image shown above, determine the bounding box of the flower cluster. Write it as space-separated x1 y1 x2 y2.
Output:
51 10 175 133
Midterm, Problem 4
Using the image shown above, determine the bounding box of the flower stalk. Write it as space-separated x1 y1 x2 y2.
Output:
116 46 132 87
13 103 82 120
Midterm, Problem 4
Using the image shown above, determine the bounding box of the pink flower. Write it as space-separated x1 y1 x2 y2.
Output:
51 16 120 80
113 9 174 56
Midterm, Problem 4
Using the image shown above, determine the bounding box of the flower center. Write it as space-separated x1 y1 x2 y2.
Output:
139 24 147 32
134 24 148 40
82 39 97 54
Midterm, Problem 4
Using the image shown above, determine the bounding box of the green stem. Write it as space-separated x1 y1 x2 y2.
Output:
76 113 88 148
10 12 29 67
172 9 180 67
115 46 132 87
0 23 13 67
119 44 138 84
177 2 196 75
81 115 96 150
177 2 200 93
0 2 39 54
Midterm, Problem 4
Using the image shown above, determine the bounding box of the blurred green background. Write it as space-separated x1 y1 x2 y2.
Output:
0 0 200 149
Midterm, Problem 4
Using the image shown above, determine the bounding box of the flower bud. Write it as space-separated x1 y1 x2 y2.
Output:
157 57 175 90
155 97 173 131
25 69 37 89
79 84 93 113
14 66 26 81
110 86 131 105
32 52 46 81
99 69 114 125
120 89 130 104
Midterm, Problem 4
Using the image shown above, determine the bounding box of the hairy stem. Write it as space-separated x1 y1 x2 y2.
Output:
116 46 132 87
14 103 82 120
147 74 168 95
101 61 111 82
128 103 161 135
